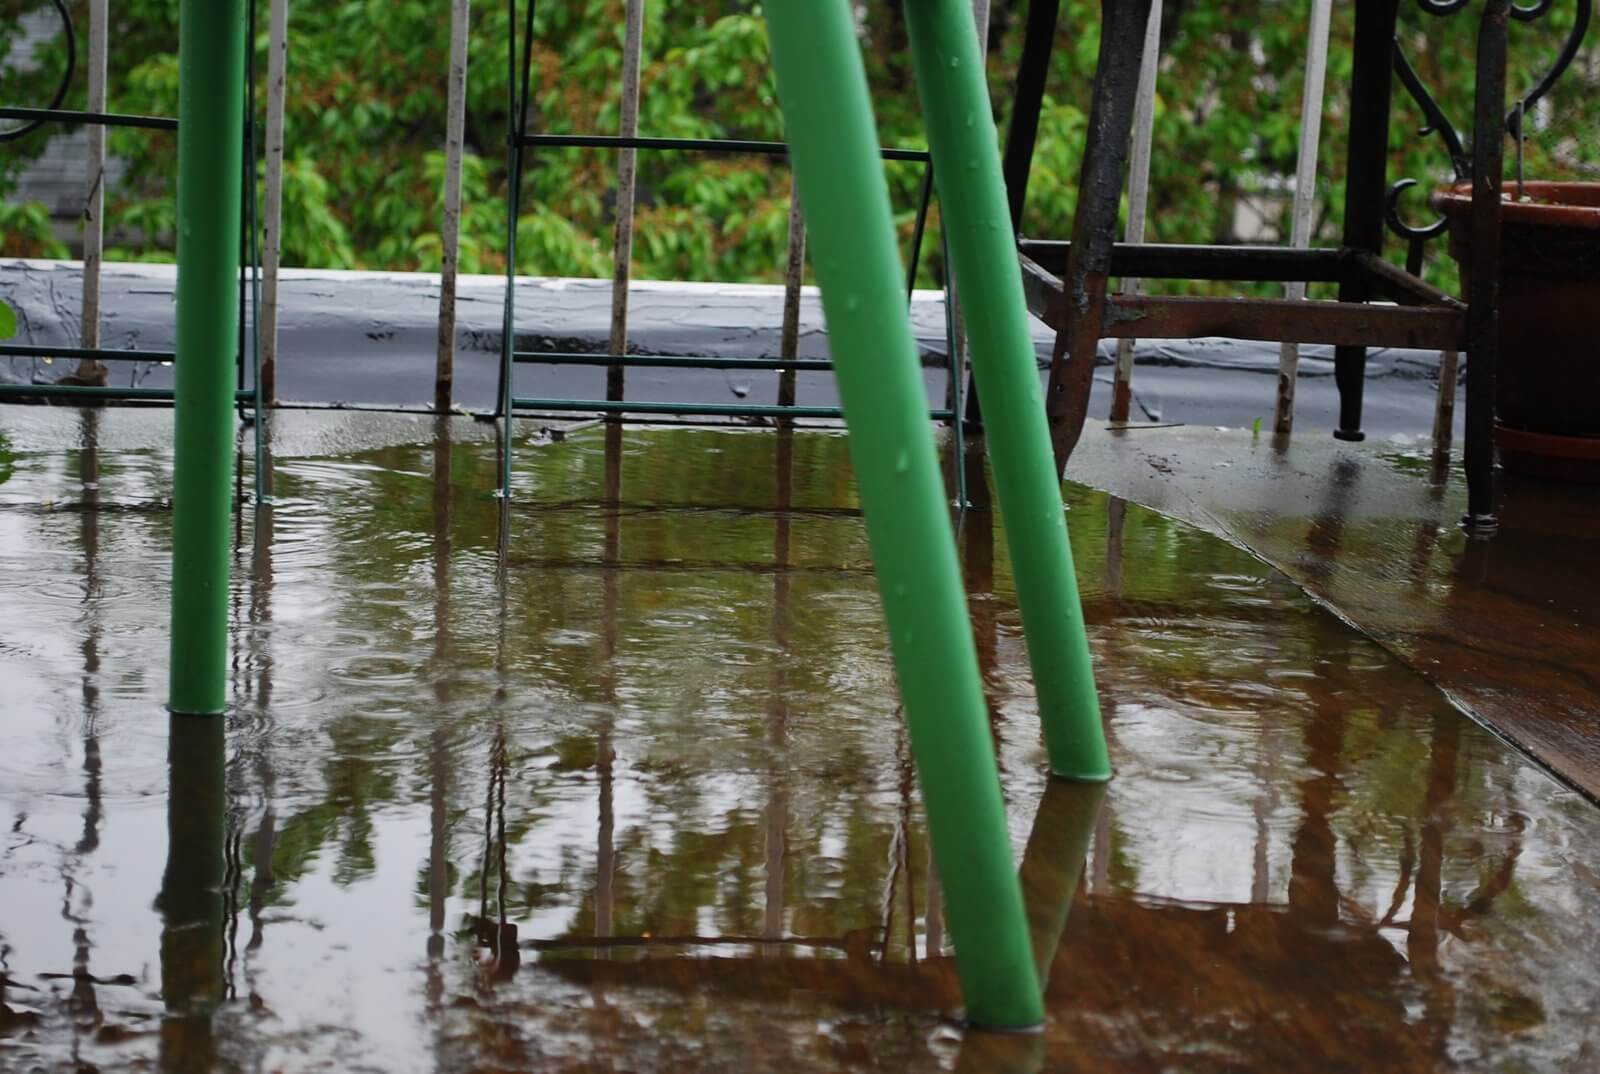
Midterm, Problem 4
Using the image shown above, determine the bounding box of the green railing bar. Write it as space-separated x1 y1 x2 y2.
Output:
764 0 1042 1029
514 352 837 372
513 398 956 421
0 344 176 362
168 0 246 716
906 0 1110 782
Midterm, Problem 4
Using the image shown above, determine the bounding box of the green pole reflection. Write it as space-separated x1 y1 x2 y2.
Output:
1017 781 1107 989
156 715 226 1072
951 780 1105 1073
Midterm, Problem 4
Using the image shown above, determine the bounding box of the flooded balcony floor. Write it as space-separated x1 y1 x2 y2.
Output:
0 409 1596 1072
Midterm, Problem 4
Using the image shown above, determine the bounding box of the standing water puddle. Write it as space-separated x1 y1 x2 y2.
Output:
0 411 1595 1072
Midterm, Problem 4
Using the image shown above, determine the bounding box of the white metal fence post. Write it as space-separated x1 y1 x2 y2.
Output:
77 0 109 385
260 0 290 405
1109 0 1162 424
436 0 471 412
1273 0 1334 435
606 0 647 408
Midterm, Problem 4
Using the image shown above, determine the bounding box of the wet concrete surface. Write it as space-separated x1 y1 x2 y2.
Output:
1065 422 1600 804
0 409 1596 1072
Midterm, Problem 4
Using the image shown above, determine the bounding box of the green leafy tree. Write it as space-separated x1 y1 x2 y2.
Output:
2 0 1595 293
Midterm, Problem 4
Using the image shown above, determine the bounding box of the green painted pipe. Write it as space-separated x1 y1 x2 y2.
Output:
763 0 1043 1029
169 0 246 715
904 0 1110 782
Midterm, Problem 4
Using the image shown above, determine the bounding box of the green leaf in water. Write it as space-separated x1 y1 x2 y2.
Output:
0 299 15 342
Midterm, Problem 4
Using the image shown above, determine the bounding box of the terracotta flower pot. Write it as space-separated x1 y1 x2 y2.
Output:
1431 180 1600 481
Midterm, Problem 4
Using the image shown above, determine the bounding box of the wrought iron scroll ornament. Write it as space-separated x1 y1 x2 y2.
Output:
0 0 76 143
1385 0 1592 244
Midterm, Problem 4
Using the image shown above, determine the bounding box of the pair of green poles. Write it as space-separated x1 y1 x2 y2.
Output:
167 0 1108 1029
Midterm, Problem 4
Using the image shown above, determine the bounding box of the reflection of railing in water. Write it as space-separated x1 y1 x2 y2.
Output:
114 425 1545 1067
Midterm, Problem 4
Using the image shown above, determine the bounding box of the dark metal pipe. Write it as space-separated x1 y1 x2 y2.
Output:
513 397 955 420
1465 0 1510 529
1045 0 1154 473
0 384 254 401
1001 0 1062 232
1019 240 1348 282
1333 0 1401 442
906 165 935 303
525 133 929 162
514 352 835 371
0 344 176 362
0 106 176 131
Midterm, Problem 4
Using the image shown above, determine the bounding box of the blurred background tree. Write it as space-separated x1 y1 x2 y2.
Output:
1 0 1594 292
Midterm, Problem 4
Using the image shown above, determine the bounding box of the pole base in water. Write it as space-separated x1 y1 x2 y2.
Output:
1048 766 1113 784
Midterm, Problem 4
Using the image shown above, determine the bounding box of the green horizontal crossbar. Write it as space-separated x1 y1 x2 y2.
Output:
513 352 835 371
512 397 956 420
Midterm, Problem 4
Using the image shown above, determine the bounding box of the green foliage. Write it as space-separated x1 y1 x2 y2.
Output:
0 199 69 259
1 0 1596 293
0 296 15 339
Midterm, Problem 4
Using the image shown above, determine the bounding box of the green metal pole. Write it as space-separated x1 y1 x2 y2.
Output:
904 0 1110 781
763 0 1042 1029
169 0 247 715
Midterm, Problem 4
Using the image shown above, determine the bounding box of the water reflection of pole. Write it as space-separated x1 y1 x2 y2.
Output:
953 780 1104 1074
1409 708 1460 1061
245 435 275 999
1251 720 1281 905
248 435 275 712
1016 781 1105 984
77 409 104 857
764 430 794 948
1304 457 1360 590
1088 497 1127 895
69 409 104 1053
479 424 516 980
1103 496 1126 599
597 424 622 943
157 716 226 1072
1287 648 1347 927
428 417 453 998
477 724 518 980
959 502 1007 778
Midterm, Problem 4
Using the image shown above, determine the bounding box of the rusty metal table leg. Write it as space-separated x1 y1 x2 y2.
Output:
1333 0 1401 443
1045 0 1153 476
1464 0 1510 530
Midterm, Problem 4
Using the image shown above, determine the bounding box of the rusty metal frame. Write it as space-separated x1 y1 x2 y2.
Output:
1017 248 1467 351
1002 0 1512 529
